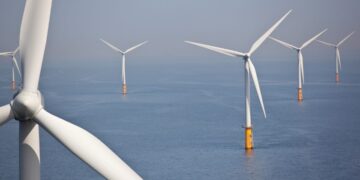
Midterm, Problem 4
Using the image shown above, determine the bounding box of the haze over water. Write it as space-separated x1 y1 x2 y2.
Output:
0 57 360 179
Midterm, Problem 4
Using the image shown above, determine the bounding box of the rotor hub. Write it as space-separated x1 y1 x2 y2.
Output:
11 90 44 121
244 54 250 60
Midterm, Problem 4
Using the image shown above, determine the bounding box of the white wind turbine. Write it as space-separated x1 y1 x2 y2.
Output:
100 39 147 95
185 10 292 150
316 31 355 83
0 47 22 90
269 29 327 101
0 0 142 179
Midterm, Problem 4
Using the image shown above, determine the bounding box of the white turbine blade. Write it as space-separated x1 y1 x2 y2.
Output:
301 29 327 49
19 121 40 180
12 57 22 80
20 0 52 92
336 48 341 69
0 52 12 56
100 39 124 54
337 31 355 46
185 41 245 57
268 36 298 50
124 41 148 54
14 47 20 54
247 59 266 118
34 109 142 180
248 10 292 55
0 104 14 126
316 40 336 47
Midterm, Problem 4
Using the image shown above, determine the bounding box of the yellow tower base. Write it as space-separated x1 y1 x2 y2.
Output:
11 81 16 90
297 88 303 101
245 127 254 150
122 84 127 95
336 73 340 83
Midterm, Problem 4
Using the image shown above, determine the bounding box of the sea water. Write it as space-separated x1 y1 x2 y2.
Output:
0 57 359 180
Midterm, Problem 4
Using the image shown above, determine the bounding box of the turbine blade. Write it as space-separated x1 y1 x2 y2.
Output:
185 41 245 57
316 40 336 47
14 47 20 54
12 57 22 80
19 121 40 180
337 31 355 46
100 39 124 54
20 0 52 92
268 36 298 50
248 10 292 55
34 109 142 180
247 59 266 118
0 52 12 56
124 41 148 54
301 29 327 49
0 104 13 126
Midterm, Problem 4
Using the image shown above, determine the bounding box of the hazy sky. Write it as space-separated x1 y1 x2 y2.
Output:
0 0 359 63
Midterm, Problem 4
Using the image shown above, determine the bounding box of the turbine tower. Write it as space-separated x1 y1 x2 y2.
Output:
0 47 22 90
0 0 142 179
317 32 355 83
269 29 327 101
185 10 292 150
100 39 147 95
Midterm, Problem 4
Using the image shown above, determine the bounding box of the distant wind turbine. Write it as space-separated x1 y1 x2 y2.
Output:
316 31 355 83
185 10 292 150
0 47 22 90
269 29 327 101
0 0 142 179
100 39 147 95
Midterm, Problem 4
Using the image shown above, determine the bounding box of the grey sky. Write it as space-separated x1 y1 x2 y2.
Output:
0 0 359 63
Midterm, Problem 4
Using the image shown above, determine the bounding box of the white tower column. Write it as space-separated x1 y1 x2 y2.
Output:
122 54 126 85
12 60 16 90
245 60 251 128
244 60 254 150
121 54 127 95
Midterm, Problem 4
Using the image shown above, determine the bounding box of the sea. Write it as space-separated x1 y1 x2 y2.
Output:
0 57 360 180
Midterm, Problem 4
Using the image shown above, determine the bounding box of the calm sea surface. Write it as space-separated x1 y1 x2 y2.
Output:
0 57 360 179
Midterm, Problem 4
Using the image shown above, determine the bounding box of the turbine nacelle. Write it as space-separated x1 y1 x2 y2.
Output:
243 54 250 60
11 90 44 121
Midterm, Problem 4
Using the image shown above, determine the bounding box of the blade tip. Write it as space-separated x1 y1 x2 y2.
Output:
185 41 196 45
99 38 106 43
286 9 293 15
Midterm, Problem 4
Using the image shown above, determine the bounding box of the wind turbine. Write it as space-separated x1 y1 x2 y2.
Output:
0 0 142 179
185 10 292 150
100 39 147 95
0 47 22 90
269 29 327 101
316 31 355 83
